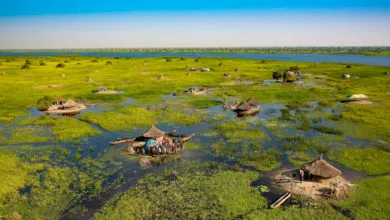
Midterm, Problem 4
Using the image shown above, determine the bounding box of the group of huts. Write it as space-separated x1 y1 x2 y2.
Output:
224 97 261 117
43 97 87 115
274 155 352 201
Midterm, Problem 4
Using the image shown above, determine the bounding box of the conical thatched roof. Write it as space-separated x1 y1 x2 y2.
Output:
63 99 78 108
236 101 252 111
247 97 260 106
346 94 368 99
57 96 65 102
303 155 341 178
143 125 165 138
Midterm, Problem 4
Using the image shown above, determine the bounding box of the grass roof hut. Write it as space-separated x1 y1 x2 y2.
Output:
302 155 342 179
236 101 252 111
143 125 165 138
56 96 65 105
63 99 78 108
247 97 260 106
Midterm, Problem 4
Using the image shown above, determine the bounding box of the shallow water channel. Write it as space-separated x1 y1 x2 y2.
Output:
0 95 379 219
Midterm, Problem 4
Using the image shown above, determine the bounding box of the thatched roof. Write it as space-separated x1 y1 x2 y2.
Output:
303 155 341 178
236 101 252 111
247 97 260 106
143 125 165 138
63 99 78 108
56 96 65 102
346 94 368 99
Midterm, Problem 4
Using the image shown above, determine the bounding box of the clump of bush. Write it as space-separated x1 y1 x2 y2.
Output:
312 125 343 135
114 56 120 59
21 63 30 69
39 61 46 66
64 60 69 63
56 63 65 68
92 58 99 62
272 71 282 79
106 61 112 65
37 96 55 111
25 60 32 65
346 65 351 68
289 65 300 71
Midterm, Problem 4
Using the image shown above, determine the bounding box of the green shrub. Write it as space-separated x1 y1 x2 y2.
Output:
312 125 343 135
56 63 65 68
37 96 55 111
21 63 30 69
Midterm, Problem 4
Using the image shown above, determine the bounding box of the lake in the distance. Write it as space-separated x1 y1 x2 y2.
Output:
1 51 390 66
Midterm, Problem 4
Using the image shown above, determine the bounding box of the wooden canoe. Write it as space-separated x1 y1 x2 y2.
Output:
270 192 292 209
110 138 135 145
236 108 260 117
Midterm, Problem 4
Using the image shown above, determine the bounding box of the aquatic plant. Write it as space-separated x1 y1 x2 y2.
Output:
334 175 390 219
80 107 160 131
94 162 267 219
329 147 390 175
312 125 343 135
240 149 282 171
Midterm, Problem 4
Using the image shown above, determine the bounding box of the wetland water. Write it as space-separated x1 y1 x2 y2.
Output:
1 51 390 66
2 97 375 219
1 55 389 219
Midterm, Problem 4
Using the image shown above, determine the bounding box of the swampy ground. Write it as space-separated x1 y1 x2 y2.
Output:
0 56 389 219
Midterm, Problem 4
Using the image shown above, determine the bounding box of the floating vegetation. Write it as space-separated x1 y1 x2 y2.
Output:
19 116 101 141
240 149 282 171
80 107 160 131
329 147 390 175
94 162 267 219
214 120 269 143
312 125 344 135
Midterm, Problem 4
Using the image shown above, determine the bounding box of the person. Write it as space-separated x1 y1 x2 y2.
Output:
144 138 157 155
299 169 304 182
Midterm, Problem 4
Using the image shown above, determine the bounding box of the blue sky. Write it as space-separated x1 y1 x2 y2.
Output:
1 1 390 48
2 0 390 16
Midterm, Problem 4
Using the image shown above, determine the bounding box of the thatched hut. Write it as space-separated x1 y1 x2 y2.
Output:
143 125 165 138
63 99 79 108
302 155 342 180
246 97 260 106
55 96 65 105
236 101 252 111
223 72 231 77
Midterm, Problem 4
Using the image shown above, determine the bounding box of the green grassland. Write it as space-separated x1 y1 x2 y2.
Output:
0 55 389 219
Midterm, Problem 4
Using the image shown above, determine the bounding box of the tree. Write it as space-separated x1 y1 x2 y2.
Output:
25 60 32 65
37 96 55 111
272 72 281 80
56 63 65 68
40 62 46 66
21 64 30 69
289 65 300 71
106 61 112 65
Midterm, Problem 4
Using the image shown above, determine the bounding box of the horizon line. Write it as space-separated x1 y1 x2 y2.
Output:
2 46 390 50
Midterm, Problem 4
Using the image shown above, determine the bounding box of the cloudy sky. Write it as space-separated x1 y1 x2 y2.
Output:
1 0 390 49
